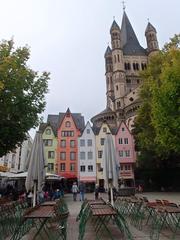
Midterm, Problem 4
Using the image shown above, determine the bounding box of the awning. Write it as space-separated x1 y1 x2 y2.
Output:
60 173 77 179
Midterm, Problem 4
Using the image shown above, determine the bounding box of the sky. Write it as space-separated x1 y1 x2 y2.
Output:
0 0 179 138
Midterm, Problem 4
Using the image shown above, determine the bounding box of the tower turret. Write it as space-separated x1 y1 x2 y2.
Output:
104 46 114 109
145 22 159 56
110 19 125 112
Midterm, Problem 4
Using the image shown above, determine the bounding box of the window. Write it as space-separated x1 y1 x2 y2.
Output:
60 152 66 160
70 163 75 171
122 128 125 131
88 151 93 160
70 140 75 148
116 85 118 91
125 150 130 157
86 129 90 134
137 79 140 84
48 163 54 171
119 138 123 144
117 101 121 108
114 55 116 63
87 139 92 146
125 165 131 171
11 154 16 168
117 54 120 62
88 165 93 172
124 138 128 144
45 129 51 135
61 131 74 137
48 151 55 159
44 139 53 146
65 121 71 127
103 127 107 133
60 163 65 171
80 139 85 146
126 79 131 84
80 166 86 172
80 152 85 160
70 152 76 160
60 140 66 147
119 151 123 157
100 138 105 146
98 151 103 158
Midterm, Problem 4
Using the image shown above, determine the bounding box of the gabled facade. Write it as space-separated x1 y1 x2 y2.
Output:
94 122 116 188
115 121 136 186
56 109 85 179
78 121 96 190
42 124 57 174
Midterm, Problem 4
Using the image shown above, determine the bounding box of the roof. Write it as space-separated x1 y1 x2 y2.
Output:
110 20 120 32
145 22 157 34
40 111 85 136
121 11 146 56
104 46 112 57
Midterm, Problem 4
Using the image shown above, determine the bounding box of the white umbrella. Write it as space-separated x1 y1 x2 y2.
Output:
102 133 119 206
25 131 46 206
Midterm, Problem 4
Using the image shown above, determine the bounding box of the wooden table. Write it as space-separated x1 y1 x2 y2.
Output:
11 205 55 240
40 201 57 206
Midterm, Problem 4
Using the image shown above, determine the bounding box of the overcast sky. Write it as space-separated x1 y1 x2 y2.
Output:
1 0 179 138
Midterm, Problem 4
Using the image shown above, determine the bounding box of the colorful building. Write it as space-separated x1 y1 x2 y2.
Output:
56 108 85 180
115 121 136 187
40 123 57 174
78 121 96 191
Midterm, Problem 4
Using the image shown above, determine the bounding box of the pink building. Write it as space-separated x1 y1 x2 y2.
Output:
115 121 136 187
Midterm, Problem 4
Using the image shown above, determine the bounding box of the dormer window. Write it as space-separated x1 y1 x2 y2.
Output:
45 129 51 135
65 121 71 127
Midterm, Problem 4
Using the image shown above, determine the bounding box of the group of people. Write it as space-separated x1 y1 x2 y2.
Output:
71 182 101 201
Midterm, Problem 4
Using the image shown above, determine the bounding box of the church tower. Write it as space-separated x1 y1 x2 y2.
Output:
110 20 126 116
145 22 159 56
104 46 114 110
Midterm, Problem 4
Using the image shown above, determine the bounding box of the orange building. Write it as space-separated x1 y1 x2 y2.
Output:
56 108 85 181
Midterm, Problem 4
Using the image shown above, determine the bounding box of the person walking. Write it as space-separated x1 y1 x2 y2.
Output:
79 182 85 201
72 182 78 201
94 184 99 200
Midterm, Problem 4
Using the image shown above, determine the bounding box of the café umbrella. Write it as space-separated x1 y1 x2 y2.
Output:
25 131 46 206
102 133 119 206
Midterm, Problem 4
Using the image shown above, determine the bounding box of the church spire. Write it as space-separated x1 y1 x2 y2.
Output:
121 11 146 55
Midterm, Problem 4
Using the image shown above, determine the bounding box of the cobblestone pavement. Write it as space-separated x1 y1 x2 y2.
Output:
66 192 180 240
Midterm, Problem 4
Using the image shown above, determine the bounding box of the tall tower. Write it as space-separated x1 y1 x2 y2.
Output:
145 22 159 56
110 20 126 112
104 46 114 109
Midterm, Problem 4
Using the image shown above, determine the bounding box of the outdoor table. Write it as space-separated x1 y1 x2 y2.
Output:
11 205 55 240
24 205 55 239
40 201 56 206
146 204 180 239
87 199 106 205
90 205 118 240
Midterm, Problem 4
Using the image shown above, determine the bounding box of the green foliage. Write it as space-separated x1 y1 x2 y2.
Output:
0 40 50 157
133 34 180 168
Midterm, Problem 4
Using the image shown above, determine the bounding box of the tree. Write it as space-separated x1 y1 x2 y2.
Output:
0 40 49 157
133 34 180 168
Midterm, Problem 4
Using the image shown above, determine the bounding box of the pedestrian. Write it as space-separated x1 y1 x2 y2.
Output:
79 182 85 201
94 184 99 200
72 182 78 201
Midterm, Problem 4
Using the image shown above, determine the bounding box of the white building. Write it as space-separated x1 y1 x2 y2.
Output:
0 134 33 173
78 122 96 191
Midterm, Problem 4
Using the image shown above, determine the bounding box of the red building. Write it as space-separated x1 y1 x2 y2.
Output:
56 108 85 181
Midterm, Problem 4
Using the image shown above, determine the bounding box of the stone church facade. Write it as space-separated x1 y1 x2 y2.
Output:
91 11 159 130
